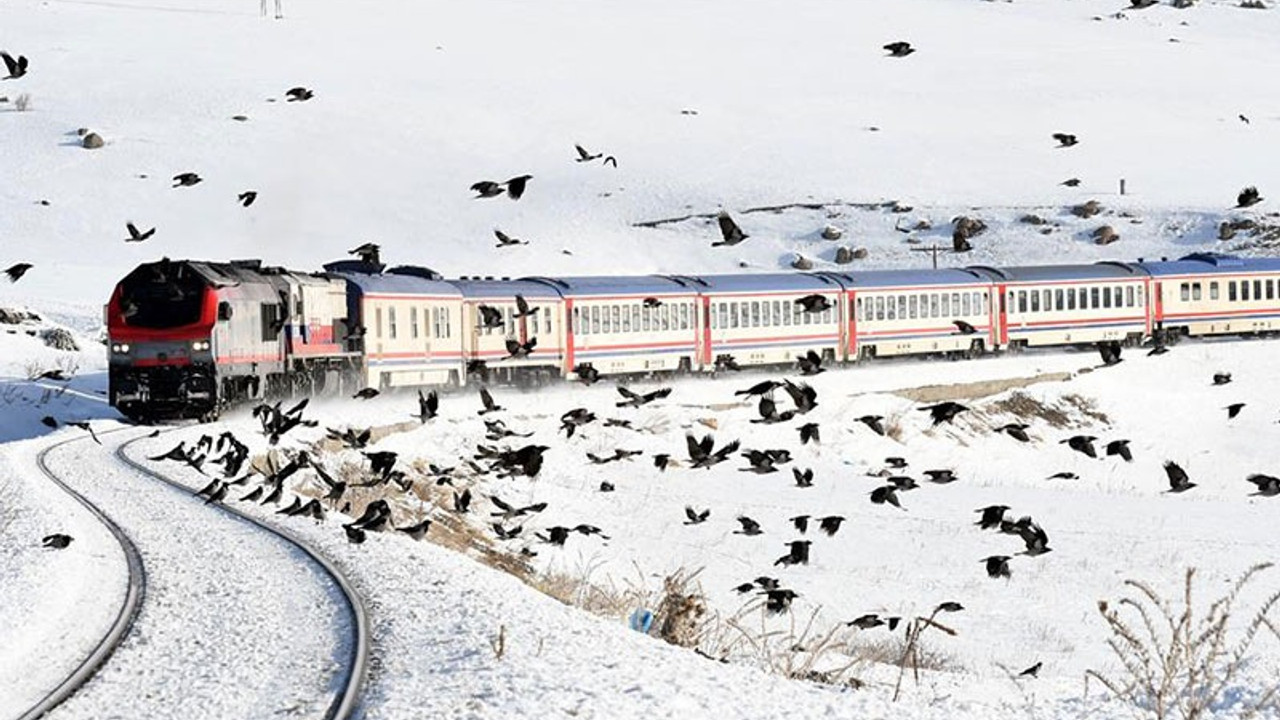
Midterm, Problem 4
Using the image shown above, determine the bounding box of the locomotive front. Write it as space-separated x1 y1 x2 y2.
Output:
106 260 220 419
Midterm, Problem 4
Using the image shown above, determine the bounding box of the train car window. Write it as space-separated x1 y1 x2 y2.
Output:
295 298 303 317
926 294 936 318
572 307 581 335
907 295 917 320
622 305 633 333
1191 284 1202 302
1054 289 1064 311
261 303 281 341
410 307 419 339
746 301 756 328
613 305 623 334
445 308 451 338
375 308 383 339
1016 291 1026 314
940 293 950 317
1041 290 1051 313
871 296 882 320
1228 282 1237 302
1253 281 1262 301
1267 280 1275 300
679 303 689 330
1125 287 1134 307
1179 283 1189 302
726 303 737 329
895 296 905 321
1209 282 1219 300
389 307 398 340
591 306 601 334
1089 287 1099 309
1077 288 1087 309
657 305 667 330
545 307 552 334
714 303 723 329
885 297 896 321
1028 291 1038 313
762 301 772 327
1067 289 1077 310
1102 288 1112 309
980 292 988 315
1242 282 1251 302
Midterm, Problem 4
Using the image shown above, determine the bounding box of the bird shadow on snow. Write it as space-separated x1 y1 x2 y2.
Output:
0 374 123 443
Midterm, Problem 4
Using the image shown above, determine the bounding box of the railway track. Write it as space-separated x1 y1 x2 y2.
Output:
15 429 369 720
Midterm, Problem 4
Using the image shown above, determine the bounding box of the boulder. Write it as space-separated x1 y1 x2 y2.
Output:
1092 225 1120 245
82 132 105 149
1071 200 1103 219
821 224 843 241
791 255 814 271
40 327 80 351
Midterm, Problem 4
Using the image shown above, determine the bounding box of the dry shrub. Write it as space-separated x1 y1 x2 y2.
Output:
984 390 1109 429
14 93 31 111
709 604 868 688
1086 564 1280 719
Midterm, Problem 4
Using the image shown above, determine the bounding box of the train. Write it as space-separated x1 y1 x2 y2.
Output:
105 252 1280 420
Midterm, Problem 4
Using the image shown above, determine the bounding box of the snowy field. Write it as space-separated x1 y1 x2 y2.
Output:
3 0 1280 717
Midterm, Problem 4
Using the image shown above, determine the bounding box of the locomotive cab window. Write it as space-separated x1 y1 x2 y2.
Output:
261 302 282 341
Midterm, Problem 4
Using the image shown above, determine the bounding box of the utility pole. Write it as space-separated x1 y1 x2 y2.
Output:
909 243 949 269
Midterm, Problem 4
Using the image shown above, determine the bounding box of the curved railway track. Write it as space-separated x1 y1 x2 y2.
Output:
15 429 369 720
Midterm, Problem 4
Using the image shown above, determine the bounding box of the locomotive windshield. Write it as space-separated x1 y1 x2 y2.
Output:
117 262 206 329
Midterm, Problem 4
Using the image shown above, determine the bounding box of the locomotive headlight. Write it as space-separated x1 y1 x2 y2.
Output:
111 343 130 353
191 340 211 352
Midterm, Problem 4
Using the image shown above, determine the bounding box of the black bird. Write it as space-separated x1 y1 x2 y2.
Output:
35 369 70 381
574 143 602 162
798 423 819 445
238 191 258 207
1163 461 1196 493
492 523 522 540
195 478 228 504
1098 341 1123 366
762 588 798 615
712 211 748 247
733 582 757 594
791 515 810 534
504 174 533 200
478 387 503 415
920 401 968 425
348 242 380 264
1240 114 1250 124
65 421 100 444
125 222 156 243
353 387 380 400
1213 372 1232 386
1052 133 1079 148
975 505 1010 530
616 385 671 408
643 297 663 308
1236 186 1263 209
795 295 832 314
952 319 977 335
1105 439 1133 462
344 525 366 544
1246 473 1280 497
488 496 547 520
687 434 741 469
1061 435 1098 458
172 172 202 187
504 337 537 359
477 305 505 330
857 415 886 436
734 515 763 536
603 156 617 168
997 423 1031 442
453 488 472 513
240 487 264 502
1018 522 1052 556
684 506 710 525
494 229 528 247
774 540 812 567
846 614 888 630
514 294 538 319
653 454 672 471
1226 403 1246 419
740 449 781 474
715 354 743 372
277 497 304 516
363 450 398 479
870 485 903 509
924 469 958 484
1061 178 1081 187
1019 662 1043 679
541 526 571 546
736 379 782 397
2 51 29 79
792 467 814 488
883 41 915 57
42 533 73 549
471 181 505 198
604 418 633 429
782 380 818 414
751 395 795 424
41 416 57 428
572 524 610 539
984 555 1012 579
817 515 845 536
888 475 919 491
1047 471 1078 480
398 519 431 541
285 86 314 102
560 408 597 438
5 263 33 282
884 457 908 470
573 363 601 385
795 350 825 376
415 389 439 422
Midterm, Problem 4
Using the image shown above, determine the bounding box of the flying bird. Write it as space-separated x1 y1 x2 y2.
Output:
616 385 671 408
1060 178 1081 187
285 86 314 102
349 242 380 264
471 181 505 198
792 467 814 488
791 515 810 534
1163 461 1196 493
5 263 33 282
736 380 782 398
514 294 538 319
477 305 505 329
1212 372 1232 386
172 172 202 187
415 389 439 422
478 386 503 415
1105 439 1133 462
984 555 1012 579
798 423 819 445
42 533 73 549
796 350 825 377
684 506 710 525
125 222 155 243
975 505 1010 530
870 485 904 509
795 295 832 314
1246 473 1280 497
952 320 977 335
238 191 258 207
857 415 886 436
883 41 915 57
1226 403 1246 419
1 51 28 80
504 337 537 359
920 401 968 425
1017 521 1052 556
817 515 844 536
733 515 763 536
494 229 528 247
1061 435 1098 458
712 211 748 247
574 144 602 162
997 423 1031 442
1052 133 1079 148
1236 186 1263 208
504 174 532 200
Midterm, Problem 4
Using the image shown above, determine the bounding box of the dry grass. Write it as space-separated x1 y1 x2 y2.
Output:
1086 564 1280 720
893 372 1071 404
983 390 1109 428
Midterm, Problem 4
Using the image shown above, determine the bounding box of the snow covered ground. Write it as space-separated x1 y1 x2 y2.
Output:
3 0 1280 717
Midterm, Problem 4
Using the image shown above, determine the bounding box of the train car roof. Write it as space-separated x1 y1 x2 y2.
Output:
523 275 695 296
1134 253 1280 277
818 268 990 289
449 277 562 299
968 262 1144 283
324 263 461 297
686 272 847 293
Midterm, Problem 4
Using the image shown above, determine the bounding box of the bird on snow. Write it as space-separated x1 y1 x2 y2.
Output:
285 86 314 102
352 387 379 400
733 515 763 536
795 350 825 377
712 211 748 247
414 390 439 422
762 588 798 615
774 540 812 567
397 518 431 541
1019 662 1043 679
883 41 915 57
573 363 600 385
1098 341 1123 366
1213 372 1232 386
1163 461 1196 493
1061 178 1081 187
924 469 958 484
172 172 202 188
42 533 73 549
1 51 29 80
1018 522 1052 556
125 222 155 243
1047 471 1079 480
5 263 33 282
1052 133 1079 148
238 191 258 207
